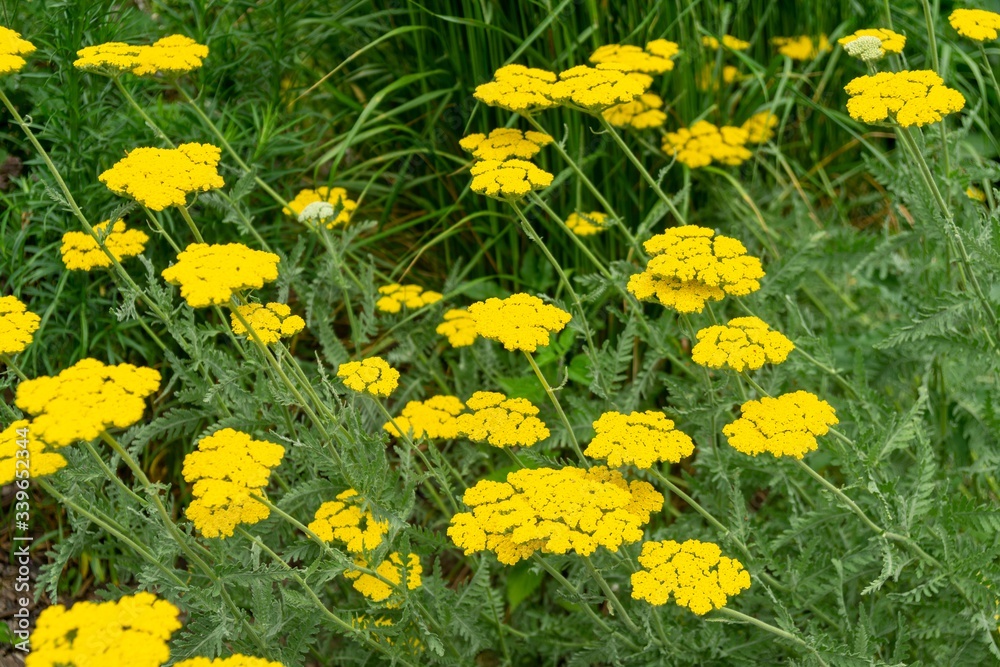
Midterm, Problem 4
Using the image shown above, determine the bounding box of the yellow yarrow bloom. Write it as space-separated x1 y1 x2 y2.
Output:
99 143 223 211
702 35 750 50
691 317 794 372
844 70 966 127
723 391 838 459
772 34 831 60
436 308 478 347
60 220 149 271
0 26 36 75
174 656 287 667
74 42 142 72
337 357 400 397
950 9 1000 41
15 359 160 447
375 283 443 313
75 35 207 76
602 92 667 129
0 420 67 486
467 293 571 352
469 158 553 200
384 395 465 439
344 552 423 604
283 186 357 229
967 186 987 202
459 128 554 161
454 391 549 448
627 272 727 314
631 539 751 614
26 593 181 667
565 211 608 236
550 65 648 111
161 243 280 308
589 39 680 74
182 428 285 539
230 302 305 344
662 120 752 169
0 295 40 356
308 489 390 553
448 466 663 565
473 64 559 113
742 111 779 143
585 411 694 468
838 28 906 54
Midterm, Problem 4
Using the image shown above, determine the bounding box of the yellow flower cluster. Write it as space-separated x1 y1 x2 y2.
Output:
15 359 160 447
99 143 224 210
602 92 667 129
26 593 181 667
0 295 40 355
436 308 478 347
345 552 423 603
384 395 465 439
696 64 742 92
0 420 67 486
469 158 554 199
161 243 281 308
230 302 305 344
949 9 1000 41
550 65 648 111
308 489 389 553
0 26 35 75
459 128 554 161
565 211 608 236
448 466 663 565
772 34 831 60
473 64 559 113
454 391 549 448
337 356 400 397
630 539 751 614
844 70 966 127
742 111 779 143
627 226 764 313
75 35 208 76
60 220 149 271
723 391 838 459
174 657 287 667
967 186 987 202
182 428 285 538
283 186 357 228
584 411 694 468
691 317 794 372
589 39 680 75
375 283 443 313
662 121 752 169
838 28 906 54
702 35 750 50
467 293 571 352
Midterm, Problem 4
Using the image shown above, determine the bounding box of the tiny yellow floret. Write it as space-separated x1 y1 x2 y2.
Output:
467 293 571 352
742 111 779 143
337 357 400 397
550 65 648 110
702 35 750 50
344 552 422 604
589 40 680 74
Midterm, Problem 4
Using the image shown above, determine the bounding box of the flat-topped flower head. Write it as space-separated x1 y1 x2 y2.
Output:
174 656 287 667
345 552 422 604
772 34 831 60
550 65 648 110
161 243 280 308
473 64 559 113
702 35 750 50
454 391 549 448
845 70 966 127
742 111 779 143
284 186 357 229
585 411 694 468
436 308 478 347
950 9 1000 41
74 42 143 72
602 92 667 129
469 158 553 200
627 272 725 314
61 220 149 271
723 391 838 459
0 420 67 485
131 34 208 75
384 395 465 439
99 143 223 210
376 283 442 313
589 40 679 74
0 295 40 355
467 293 571 352
182 428 285 538
230 302 305 344
662 121 751 168
15 359 160 447
631 539 750 614
459 128 554 161
27 593 181 667
308 489 390 553
337 357 400 397
839 28 905 58
565 211 608 236
448 465 663 565
691 316 794 372
0 26 36 74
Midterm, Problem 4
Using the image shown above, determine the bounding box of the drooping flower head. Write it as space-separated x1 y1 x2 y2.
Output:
75 35 208 76
602 93 667 129
702 35 750 50
99 143 223 210
161 243 280 308
0 420 67 486
454 391 549 448
459 128 554 161
174 656 287 667
742 111 779 143
467 293 571 352
565 211 608 236
550 65 648 111
723 391 838 459
0 295 40 356
772 35 831 60
469 159 553 199
15 359 160 447
838 28 905 59
844 70 966 127
26 593 181 667
473 64 559 113
308 489 390 553
345 553 422 604
337 357 400 397
631 539 751 614
375 284 443 313
691 317 794 372
0 26 36 75
384 395 465 439
585 411 694 468
663 121 751 169
949 9 1000 41
61 220 149 271
448 466 663 565
436 308 478 347
182 428 285 538
284 186 357 229
230 302 305 344
589 40 680 74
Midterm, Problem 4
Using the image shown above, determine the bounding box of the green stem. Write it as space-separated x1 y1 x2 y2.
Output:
582 556 644 637
715 607 829 667
84 440 147 506
919 0 940 75
177 204 206 244
527 193 612 280
1 354 28 380
522 351 587 466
